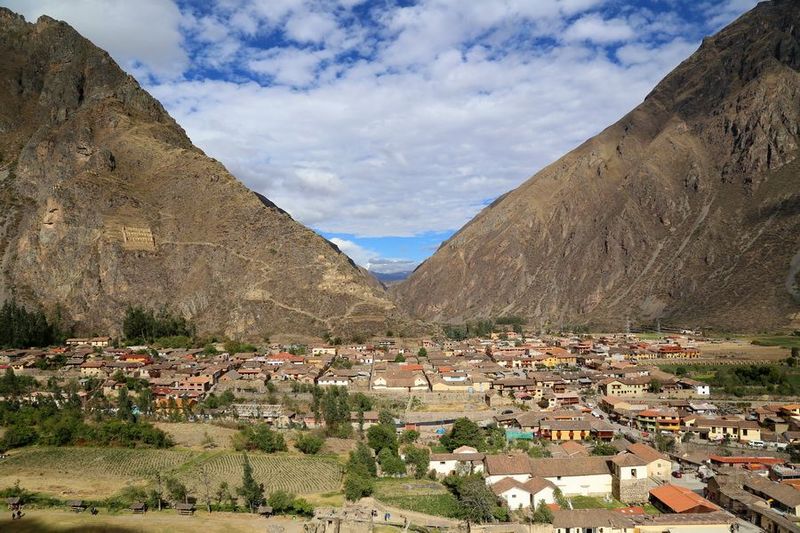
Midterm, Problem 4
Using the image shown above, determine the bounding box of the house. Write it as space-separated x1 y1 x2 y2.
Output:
691 418 762 442
649 484 719 514
599 376 649 397
626 443 672 482
428 446 485 476
526 457 613 497
636 409 681 434
490 476 557 510
552 509 736 533
611 454 651 503
80 360 107 377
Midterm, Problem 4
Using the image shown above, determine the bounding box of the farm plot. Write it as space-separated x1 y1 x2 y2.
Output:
0 447 194 498
181 453 343 495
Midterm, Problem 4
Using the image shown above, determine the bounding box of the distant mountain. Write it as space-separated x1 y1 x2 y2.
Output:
395 0 800 332
0 8 414 339
370 270 413 285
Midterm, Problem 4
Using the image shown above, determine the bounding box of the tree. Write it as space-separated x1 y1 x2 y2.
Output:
418 347 428 357
344 471 374 501
165 476 188 504
295 432 325 454
199 463 212 512
675 366 688 376
347 442 377 477
400 429 420 444
537 398 550 409
654 434 676 453
403 445 430 479
393 354 406 363
789 443 800 463
531 499 553 523
215 481 234 510
648 378 662 393
116 386 135 422
591 442 618 456
268 490 296 513
441 418 485 452
238 454 265 512
454 475 497 523
378 409 395 426
378 448 406 476
367 424 398 454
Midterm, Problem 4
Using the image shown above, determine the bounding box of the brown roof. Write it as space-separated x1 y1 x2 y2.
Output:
649 484 719 513
484 454 532 476
627 443 669 464
611 453 648 467
523 476 557 494
552 509 633 528
529 457 611 477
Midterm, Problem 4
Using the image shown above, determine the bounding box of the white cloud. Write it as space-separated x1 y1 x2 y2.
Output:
329 238 417 273
563 14 635 43
0 0 763 262
0 0 186 79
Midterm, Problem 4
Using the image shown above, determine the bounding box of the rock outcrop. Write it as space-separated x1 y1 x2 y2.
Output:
395 0 800 331
0 9 409 339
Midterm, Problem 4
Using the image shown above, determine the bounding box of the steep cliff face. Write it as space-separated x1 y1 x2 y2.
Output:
0 9 406 339
395 0 800 331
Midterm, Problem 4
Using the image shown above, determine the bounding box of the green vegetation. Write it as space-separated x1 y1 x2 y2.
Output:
569 495 627 510
590 442 618 456
122 305 195 344
658 363 800 396
294 432 325 454
374 478 461 518
0 301 62 348
238 453 264 512
442 473 508 523
751 334 800 349
344 442 377 501
531 499 554 523
232 424 287 453
440 418 486 451
0 391 172 452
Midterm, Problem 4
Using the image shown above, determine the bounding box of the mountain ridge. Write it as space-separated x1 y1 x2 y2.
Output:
0 8 416 339
394 0 800 332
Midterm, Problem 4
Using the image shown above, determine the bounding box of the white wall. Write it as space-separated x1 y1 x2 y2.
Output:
545 473 612 497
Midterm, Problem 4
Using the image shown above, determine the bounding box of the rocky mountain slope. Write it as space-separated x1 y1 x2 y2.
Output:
0 8 408 339
395 0 800 332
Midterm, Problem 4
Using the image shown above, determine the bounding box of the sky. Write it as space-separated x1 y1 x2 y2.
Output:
1 0 760 274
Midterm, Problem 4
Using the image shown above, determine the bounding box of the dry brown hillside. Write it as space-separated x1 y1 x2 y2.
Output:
0 8 413 339
395 0 800 332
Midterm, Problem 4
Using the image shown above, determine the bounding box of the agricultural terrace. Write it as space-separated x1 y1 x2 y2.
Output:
656 363 800 396
0 447 343 500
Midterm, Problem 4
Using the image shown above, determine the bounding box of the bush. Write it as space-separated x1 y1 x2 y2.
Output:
344 472 374 501
295 432 325 455
234 424 287 453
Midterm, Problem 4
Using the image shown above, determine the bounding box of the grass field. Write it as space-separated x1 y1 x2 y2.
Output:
0 508 306 533
751 335 800 349
0 447 343 500
373 478 461 518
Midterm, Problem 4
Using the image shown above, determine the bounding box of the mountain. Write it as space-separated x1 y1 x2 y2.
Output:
0 9 410 340
395 0 800 332
369 270 413 286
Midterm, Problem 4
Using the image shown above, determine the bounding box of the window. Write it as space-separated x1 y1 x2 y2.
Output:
631 469 637 478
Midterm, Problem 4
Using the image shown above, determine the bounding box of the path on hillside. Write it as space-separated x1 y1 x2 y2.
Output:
360 497 461 529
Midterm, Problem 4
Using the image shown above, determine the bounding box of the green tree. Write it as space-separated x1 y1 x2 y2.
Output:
165 476 188 504
295 432 325 454
591 442 618 456
267 490 296 513
347 442 377 477
237 454 265 512
648 378 662 393
367 423 398 454
531 499 553 523
116 386 135 422
402 445 430 479
344 471 374 501
441 418 485 452
378 448 406 476
418 347 428 357
400 429 420 444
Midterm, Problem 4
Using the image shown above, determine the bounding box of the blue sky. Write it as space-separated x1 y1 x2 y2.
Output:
2 0 759 273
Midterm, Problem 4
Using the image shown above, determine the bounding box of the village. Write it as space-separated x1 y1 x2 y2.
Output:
1 328 800 532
